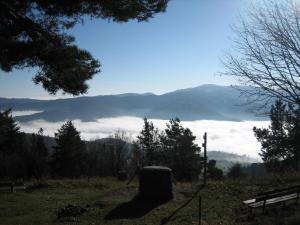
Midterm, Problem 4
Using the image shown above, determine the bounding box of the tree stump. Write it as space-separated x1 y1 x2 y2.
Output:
139 166 173 200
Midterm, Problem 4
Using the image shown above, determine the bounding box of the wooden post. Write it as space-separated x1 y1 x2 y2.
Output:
199 196 202 225
202 132 207 185
10 182 14 193
262 200 266 214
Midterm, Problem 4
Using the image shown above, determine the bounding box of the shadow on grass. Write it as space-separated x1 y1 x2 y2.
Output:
104 195 170 220
160 184 205 225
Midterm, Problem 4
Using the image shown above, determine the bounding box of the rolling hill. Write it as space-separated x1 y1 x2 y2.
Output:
0 84 268 122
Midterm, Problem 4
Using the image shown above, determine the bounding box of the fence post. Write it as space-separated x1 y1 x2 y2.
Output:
262 200 266 214
199 195 202 225
10 182 14 193
202 132 207 185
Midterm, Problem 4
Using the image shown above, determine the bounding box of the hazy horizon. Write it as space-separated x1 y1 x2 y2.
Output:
2 84 238 100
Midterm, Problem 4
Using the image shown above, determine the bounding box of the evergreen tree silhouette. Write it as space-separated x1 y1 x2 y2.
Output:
161 118 201 181
52 121 86 177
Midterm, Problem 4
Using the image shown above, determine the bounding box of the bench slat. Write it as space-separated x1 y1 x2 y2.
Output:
243 199 256 204
255 189 300 202
0 182 26 192
244 184 300 211
248 193 298 208
255 185 300 197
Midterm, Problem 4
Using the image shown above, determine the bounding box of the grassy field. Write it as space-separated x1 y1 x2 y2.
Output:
0 176 299 225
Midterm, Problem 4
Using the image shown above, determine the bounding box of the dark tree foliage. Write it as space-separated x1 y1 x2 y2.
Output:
0 109 20 154
85 141 112 177
0 115 205 180
254 100 288 167
0 109 23 179
207 160 223 179
161 118 201 181
85 141 101 178
0 110 39 179
243 163 268 179
136 118 202 181
137 117 160 165
0 0 168 95
285 105 300 171
85 130 132 177
254 99 300 171
52 121 86 177
108 130 131 176
227 163 245 179
27 128 49 179
9 132 29 179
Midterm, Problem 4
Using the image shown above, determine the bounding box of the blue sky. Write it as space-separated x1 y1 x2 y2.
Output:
1 0 257 99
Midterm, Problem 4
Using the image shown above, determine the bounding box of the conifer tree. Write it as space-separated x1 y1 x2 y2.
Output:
254 100 287 167
254 99 300 171
0 109 20 154
28 128 49 179
285 105 300 171
0 109 23 178
52 121 86 177
137 117 160 165
161 118 201 181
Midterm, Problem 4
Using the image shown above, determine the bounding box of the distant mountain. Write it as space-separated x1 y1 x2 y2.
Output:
207 150 259 164
0 84 268 122
206 150 260 172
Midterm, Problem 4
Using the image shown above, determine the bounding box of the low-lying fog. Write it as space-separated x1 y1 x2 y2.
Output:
12 110 43 117
18 116 269 159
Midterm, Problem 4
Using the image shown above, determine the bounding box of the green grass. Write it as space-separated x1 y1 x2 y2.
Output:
0 177 299 225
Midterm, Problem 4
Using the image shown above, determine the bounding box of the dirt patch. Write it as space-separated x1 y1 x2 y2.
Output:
56 204 87 218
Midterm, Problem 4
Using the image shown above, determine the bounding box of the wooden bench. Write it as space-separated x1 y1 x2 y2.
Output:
0 181 26 192
243 185 300 213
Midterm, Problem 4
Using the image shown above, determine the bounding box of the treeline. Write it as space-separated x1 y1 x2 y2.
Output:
135 118 202 180
0 110 206 181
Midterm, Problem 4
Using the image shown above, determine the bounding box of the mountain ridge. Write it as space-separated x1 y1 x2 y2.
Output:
0 84 268 122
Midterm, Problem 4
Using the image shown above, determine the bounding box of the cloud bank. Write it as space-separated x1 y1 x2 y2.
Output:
19 117 269 158
12 110 43 117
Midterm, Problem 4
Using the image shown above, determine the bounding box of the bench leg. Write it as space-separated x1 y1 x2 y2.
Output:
247 207 254 219
262 200 266 214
